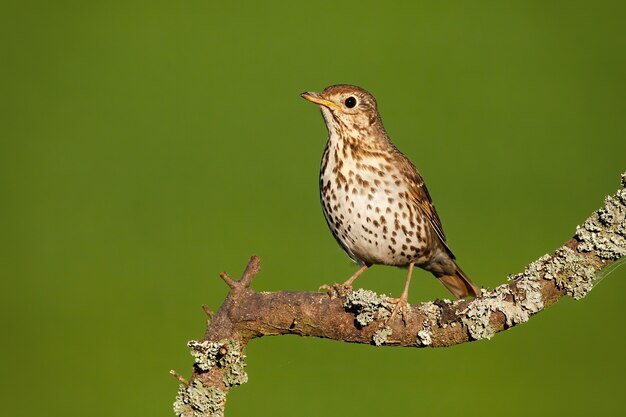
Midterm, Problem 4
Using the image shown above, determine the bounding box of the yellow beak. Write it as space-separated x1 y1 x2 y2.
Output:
300 92 342 112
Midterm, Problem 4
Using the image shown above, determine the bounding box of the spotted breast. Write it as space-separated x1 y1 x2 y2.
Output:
319 139 435 267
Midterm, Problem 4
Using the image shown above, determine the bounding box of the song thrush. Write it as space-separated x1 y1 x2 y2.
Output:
301 84 481 318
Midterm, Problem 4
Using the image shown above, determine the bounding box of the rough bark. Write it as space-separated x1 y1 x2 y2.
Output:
173 173 626 417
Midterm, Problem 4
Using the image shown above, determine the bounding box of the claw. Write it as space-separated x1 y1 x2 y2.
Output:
319 265 370 298
319 282 355 299
319 283 337 298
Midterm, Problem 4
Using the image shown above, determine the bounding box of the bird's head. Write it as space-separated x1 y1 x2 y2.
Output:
301 85 382 137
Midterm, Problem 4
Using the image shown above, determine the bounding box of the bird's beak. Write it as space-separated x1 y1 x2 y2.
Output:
300 92 342 112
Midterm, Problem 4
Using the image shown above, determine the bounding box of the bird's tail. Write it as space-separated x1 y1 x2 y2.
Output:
438 263 481 299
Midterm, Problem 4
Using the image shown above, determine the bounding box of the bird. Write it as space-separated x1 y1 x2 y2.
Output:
301 84 481 319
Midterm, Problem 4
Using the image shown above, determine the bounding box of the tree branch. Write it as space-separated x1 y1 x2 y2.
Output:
172 173 626 417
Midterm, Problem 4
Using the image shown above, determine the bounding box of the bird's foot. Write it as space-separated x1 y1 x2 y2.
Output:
319 283 336 298
319 282 353 299
319 265 369 298
386 295 410 324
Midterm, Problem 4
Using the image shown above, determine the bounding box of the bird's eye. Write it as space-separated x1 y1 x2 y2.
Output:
344 96 357 108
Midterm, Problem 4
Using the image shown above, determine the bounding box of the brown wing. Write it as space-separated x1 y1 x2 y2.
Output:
395 152 456 259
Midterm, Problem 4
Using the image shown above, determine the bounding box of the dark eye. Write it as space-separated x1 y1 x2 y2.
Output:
344 96 357 108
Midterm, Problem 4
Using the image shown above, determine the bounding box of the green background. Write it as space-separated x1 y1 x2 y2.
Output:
2 1 625 416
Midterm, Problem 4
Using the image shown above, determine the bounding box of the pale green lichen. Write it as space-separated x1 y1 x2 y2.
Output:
415 301 442 345
462 276 544 340
372 326 392 345
515 277 544 312
173 379 226 417
187 339 248 387
222 359 248 387
508 239 604 301
461 286 507 340
576 175 626 260
343 288 391 326
417 330 432 346
547 247 597 299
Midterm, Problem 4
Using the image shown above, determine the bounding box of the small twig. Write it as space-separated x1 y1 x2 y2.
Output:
201 304 214 318
219 256 260 290
169 370 189 386
219 272 236 288
240 255 261 287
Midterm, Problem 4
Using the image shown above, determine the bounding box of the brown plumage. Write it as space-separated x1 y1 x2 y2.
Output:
301 84 481 317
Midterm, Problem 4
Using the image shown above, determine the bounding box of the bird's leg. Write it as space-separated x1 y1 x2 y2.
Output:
319 264 369 296
342 264 369 288
388 262 414 323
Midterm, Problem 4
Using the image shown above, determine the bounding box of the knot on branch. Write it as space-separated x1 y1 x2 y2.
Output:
219 256 261 292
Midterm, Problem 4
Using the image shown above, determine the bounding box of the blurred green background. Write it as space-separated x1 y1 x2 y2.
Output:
2 1 625 416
